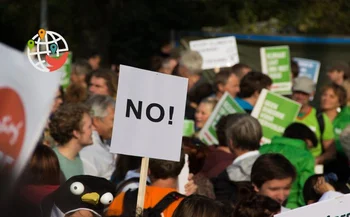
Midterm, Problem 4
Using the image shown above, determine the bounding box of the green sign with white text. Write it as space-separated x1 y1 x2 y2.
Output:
199 92 245 145
260 46 292 95
251 89 301 144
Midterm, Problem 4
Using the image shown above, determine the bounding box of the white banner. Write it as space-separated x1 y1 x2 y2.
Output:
0 43 61 178
275 193 350 217
190 36 239 70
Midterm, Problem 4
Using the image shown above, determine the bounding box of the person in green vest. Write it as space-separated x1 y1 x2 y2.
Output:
320 82 350 181
291 76 335 165
260 123 317 209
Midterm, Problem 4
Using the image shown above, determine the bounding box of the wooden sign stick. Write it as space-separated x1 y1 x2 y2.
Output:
136 157 149 216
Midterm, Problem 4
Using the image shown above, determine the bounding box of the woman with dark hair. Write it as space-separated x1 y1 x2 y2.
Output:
172 194 233 217
320 83 350 181
9 144 62 217
20 144 62 201
321 83 347 122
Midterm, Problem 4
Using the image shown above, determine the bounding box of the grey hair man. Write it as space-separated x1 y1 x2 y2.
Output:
211 114 262 201
225 113 262 181
178 50 204 91
80 94 117 179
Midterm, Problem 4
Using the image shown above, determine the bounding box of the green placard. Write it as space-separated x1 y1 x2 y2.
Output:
199 92 245 145
60 52 73 90
183 120 195 137
260 46 292 95
252 89 301 144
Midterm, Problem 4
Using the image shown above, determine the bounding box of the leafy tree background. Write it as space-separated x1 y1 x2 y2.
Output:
1 0 350 68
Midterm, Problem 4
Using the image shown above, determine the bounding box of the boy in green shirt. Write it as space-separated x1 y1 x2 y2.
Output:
260 123 316 208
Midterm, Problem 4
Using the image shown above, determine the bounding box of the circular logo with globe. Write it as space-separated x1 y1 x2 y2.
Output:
27 29 69 72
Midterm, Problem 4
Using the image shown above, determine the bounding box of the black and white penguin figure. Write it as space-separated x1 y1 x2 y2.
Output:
41 175 116 217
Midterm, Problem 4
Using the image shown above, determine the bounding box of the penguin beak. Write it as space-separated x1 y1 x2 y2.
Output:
81 192 100 205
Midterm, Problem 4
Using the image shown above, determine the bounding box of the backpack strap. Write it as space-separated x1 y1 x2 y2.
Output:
316 110 325 149
121 188 139 217
121 189 184 217
151 192 185 213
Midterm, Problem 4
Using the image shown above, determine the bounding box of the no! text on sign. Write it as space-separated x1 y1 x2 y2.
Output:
110 65 188 162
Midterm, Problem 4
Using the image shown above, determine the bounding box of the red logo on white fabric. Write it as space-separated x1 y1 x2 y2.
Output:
0 87 26 170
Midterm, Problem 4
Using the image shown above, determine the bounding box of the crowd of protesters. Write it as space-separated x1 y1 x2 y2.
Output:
4 43 350 217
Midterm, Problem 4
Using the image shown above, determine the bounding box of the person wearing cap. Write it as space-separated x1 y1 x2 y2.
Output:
327 62 350 86
292 76 335 165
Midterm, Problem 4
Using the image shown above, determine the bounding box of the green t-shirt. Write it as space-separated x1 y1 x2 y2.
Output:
333 106 350 154
53 147 84 180
296 107 334 157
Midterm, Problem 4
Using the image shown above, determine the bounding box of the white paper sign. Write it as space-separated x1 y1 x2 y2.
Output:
190 36 239 70
110 65 188 161
0 43 62 178
275 193 350 217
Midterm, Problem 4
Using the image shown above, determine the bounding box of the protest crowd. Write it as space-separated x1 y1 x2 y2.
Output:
3 39 350 217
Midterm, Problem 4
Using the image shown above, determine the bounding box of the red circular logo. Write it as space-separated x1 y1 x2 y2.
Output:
0 87 26 170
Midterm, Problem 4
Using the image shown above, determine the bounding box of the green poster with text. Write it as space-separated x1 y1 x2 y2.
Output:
260 46 292 95
199 92 245 145
251 89 301 144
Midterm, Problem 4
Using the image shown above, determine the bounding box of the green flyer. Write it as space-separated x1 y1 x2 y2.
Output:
251 89 301 144
260 46 292 95
60 52 73 90
199 92 245 145
183 119 195 137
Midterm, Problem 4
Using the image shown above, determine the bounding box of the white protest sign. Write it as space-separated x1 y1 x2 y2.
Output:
275 193 350 217
190 36 239 70
0 43 62 178
110 65 188 161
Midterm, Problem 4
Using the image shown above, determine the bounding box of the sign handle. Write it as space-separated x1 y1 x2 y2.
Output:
136 157 149 216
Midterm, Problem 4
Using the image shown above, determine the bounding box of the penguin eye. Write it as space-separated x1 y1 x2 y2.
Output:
100 192 114 205
70 182 85 195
